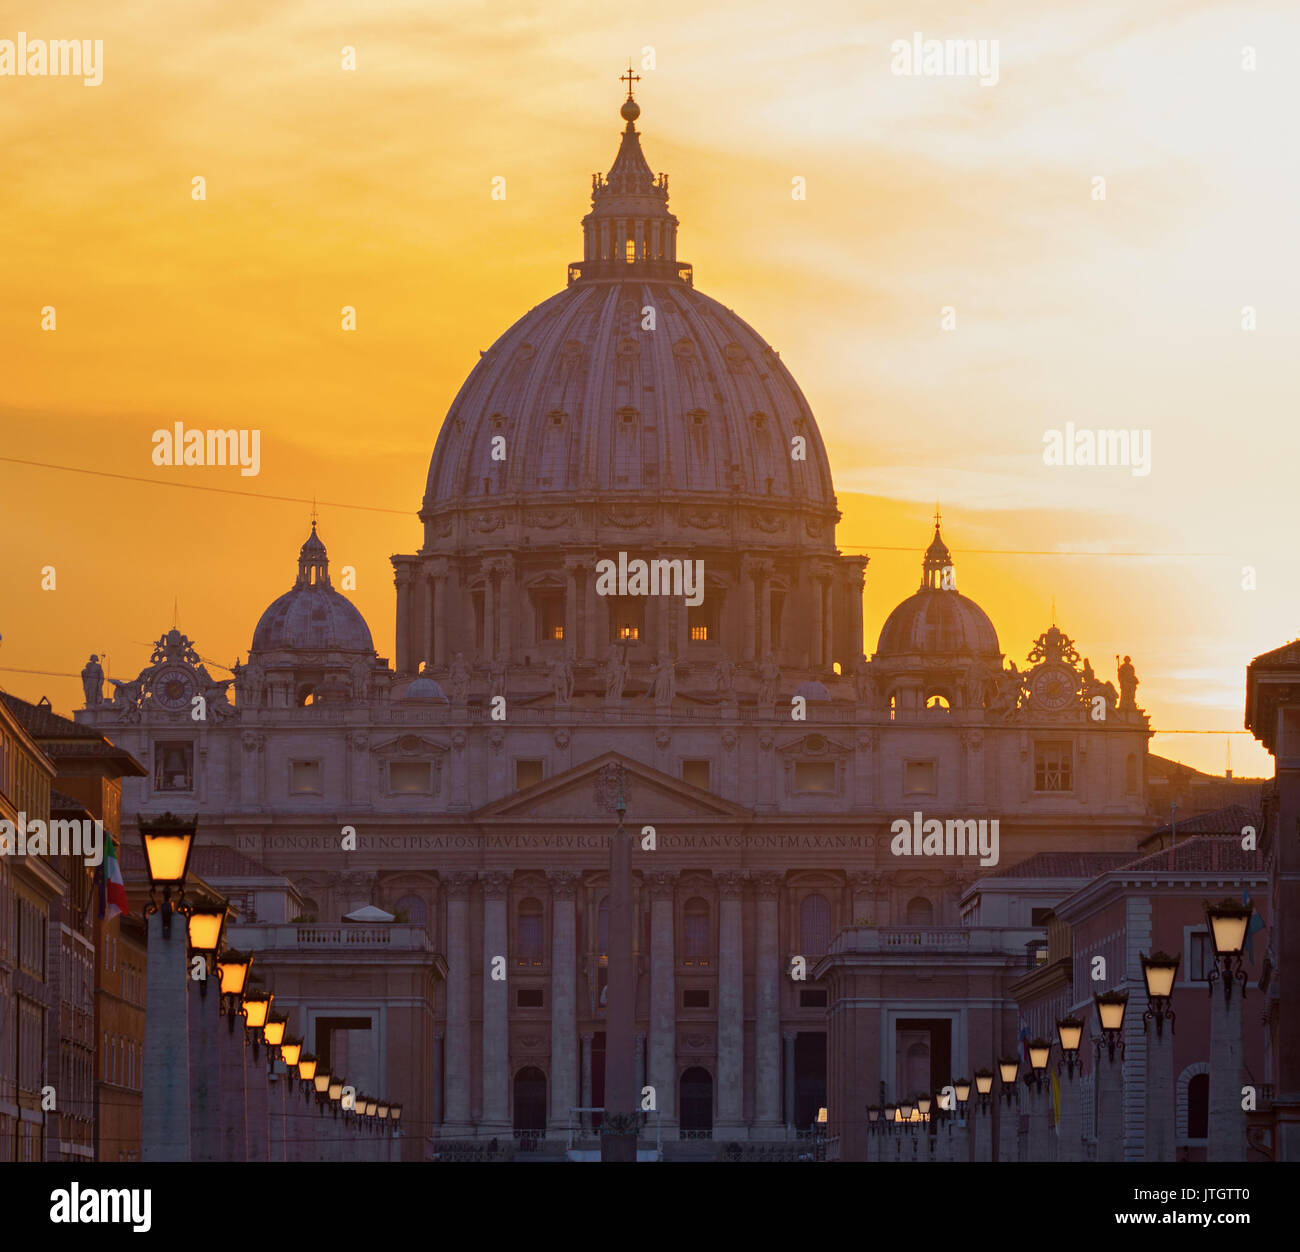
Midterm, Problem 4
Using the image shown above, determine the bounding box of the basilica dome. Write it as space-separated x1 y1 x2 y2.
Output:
875 523 1000 658
421 94 836 526
251 524 375 655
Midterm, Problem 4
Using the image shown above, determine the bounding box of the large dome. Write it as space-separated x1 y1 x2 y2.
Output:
251 524 375 655
421 94 836 522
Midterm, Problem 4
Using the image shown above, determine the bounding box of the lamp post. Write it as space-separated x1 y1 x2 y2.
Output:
1026 1039 1052 1161
241 990 274 1161
1205 898 1252 1160
1141 952 1180 1161
866 1105 881 1163
1055 1018 1084 1162
972 1069 994 1161
139 812 197 1162
997 1057 1020 1163
185 891 228 1162
1094 991 1128 1162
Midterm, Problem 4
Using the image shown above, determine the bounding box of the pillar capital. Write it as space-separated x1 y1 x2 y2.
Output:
716 870 746 899
548 870 582 901
481 871 512 897
441 871 476 900
752 872 784 900
642 870 677 901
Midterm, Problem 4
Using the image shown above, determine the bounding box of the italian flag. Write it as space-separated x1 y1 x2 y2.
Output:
103 830 129 922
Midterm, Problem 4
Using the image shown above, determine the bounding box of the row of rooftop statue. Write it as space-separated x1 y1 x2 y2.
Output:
78 626 1139 720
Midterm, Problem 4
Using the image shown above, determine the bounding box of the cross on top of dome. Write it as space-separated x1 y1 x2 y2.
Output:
297 520 330 589
922 507 954 590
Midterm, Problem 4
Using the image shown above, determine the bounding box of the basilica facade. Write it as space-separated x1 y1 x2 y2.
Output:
77 88 1154 1159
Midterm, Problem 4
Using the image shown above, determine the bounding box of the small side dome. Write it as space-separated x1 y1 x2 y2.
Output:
403 668 448 703
250 523 375 655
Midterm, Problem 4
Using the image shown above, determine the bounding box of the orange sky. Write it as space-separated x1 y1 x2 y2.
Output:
3 0 1298 775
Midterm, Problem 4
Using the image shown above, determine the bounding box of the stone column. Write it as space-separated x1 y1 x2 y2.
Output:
1208 986 1248 1160
498 556 515 660
432 1032 444 1128
583 559 598 660
481 564 496 660
1145 1021 1175 1161
822 578 834 670
645 871 677 1134
783 1030 797 1131
244 1048 270 1161
432 560 449 667
481 872 511 1133
442 873 474 1132
809 572 824 668
1058 1068 1082 1162
753 873 782 1132
758 566 772 659
740 562 756 663
188 975 220 1161
1096 1047 1124 1162
716 871 746 1135
564 559 580 655
142 909 191 1161
848 563 865 665
394 562 413 674
997 1085 1019 1163
973 1098 994 1161
547 871 580 1137
635 1031 646 1102
581 1033 594 1132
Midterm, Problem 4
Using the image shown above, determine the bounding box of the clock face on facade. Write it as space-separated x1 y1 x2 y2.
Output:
152 665 196 710
1030 665 1076 711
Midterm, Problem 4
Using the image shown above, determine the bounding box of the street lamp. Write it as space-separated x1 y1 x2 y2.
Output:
390 1103 402 1128
217 949 253 1030
1204 899 1252 1004
185 893 228 1000
917 1094 932 1122
1141 951 1181 1036
1028 1039 1051 1088
242 990 273 1059
138 812 197 936
281 1037 302 1069
1056 1017 1084 1077
974 1068 993 1112
1094 990 1128 1062
998 1056 1019 1103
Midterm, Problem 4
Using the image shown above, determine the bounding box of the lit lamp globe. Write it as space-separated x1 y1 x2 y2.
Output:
1205 899 1252 956
884 1102 897 1124
1094 990 1129 1034
328 1078 343 1102
263 1012 288 1049
1141 951 1181 999
954 1078 972 1104
217 950 253 998
899 1098 915 1121
1028 1040 1052 1073
917 1095 932 1119
242 992 273 1031
281 1038 303 1069
1056 1018 1084 1055
314 1071 331 1096
366 1098 378 1117
298 1054 318 1083
816 1107 827 1125
391 1104 402 1125
998 1058 1019 1087
868 1105 881 1126
378 1102 390 1120
974 1070 994 1097
138 819 196 890
187 899 227 955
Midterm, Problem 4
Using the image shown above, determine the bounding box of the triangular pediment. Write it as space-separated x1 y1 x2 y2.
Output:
475 751 750 821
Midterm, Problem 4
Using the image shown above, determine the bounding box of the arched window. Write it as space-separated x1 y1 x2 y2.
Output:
799 893 831 955
905 896 934 926
683 898 710 966
394 894 427 928
517 898 543 965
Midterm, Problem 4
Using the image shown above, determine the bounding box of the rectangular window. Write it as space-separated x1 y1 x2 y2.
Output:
516 988 544 1009
903 760 936 795
153 741 194 792
608 597 644 642
515 759 544 791
682 989 710 1009
388 761 432 794
290 759 323 794
1034 741 1073 792
1189 931 1211 982
681 759 711 790
688 600 717 643
532 588 565 642
799 989 828 1008
794 761 836 794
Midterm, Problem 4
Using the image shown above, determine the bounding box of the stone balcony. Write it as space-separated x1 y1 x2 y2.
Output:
816 925 1048 976
224 922 446 979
